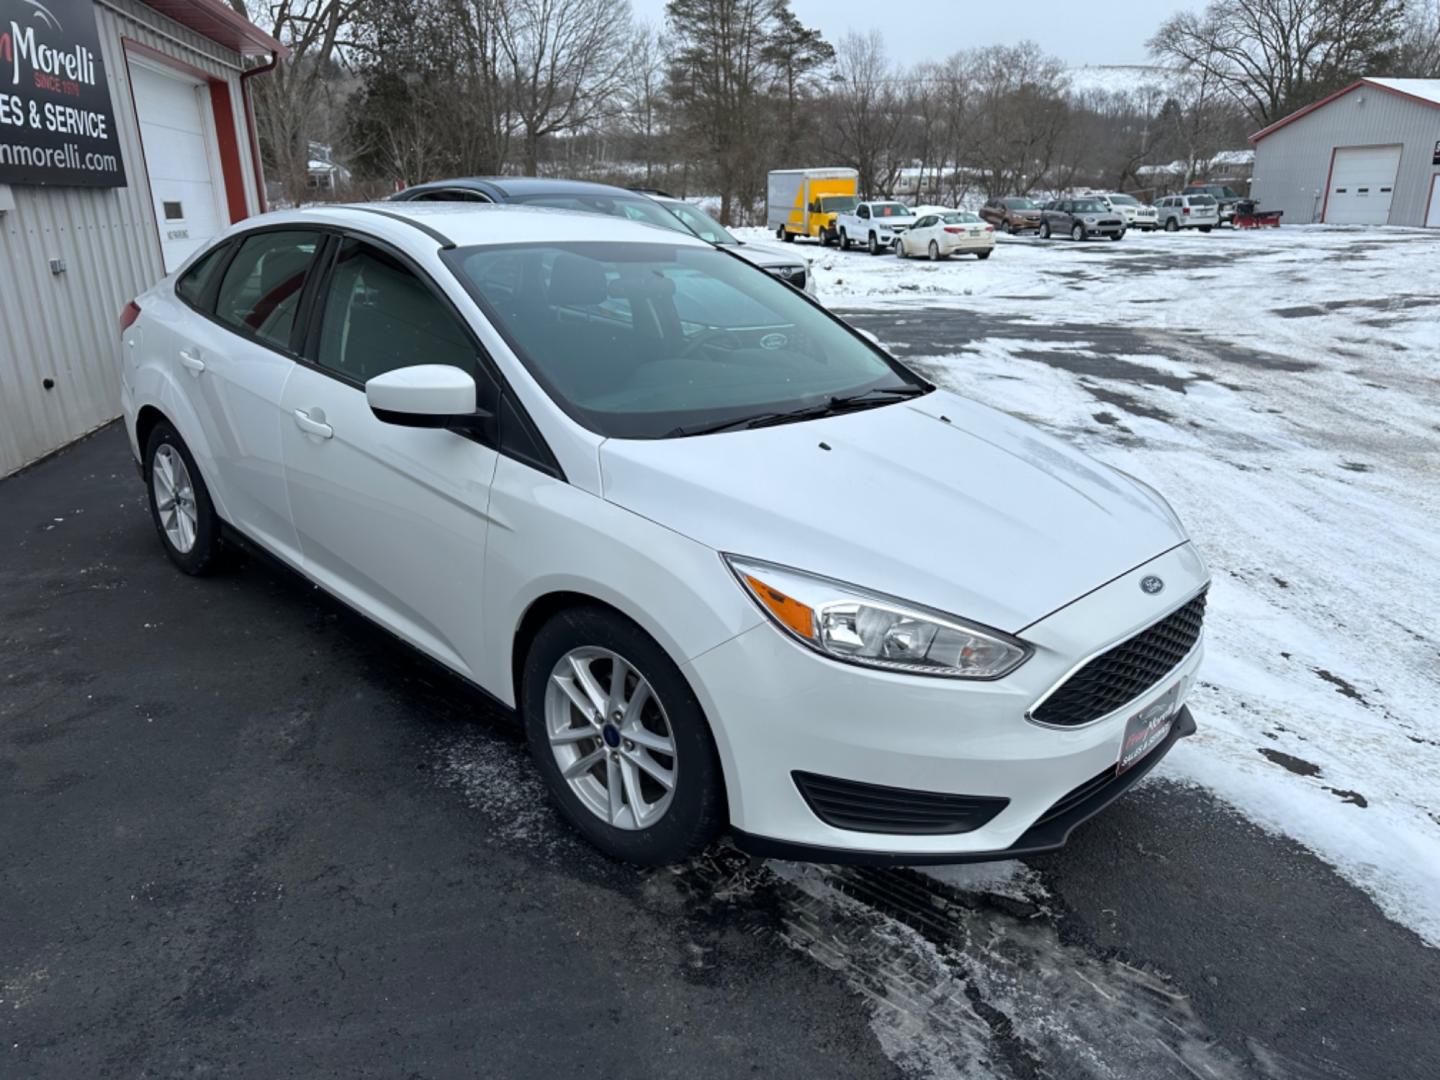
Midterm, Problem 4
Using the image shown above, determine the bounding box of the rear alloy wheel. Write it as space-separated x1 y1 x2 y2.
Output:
1038 221 1051 239
1165 218 1179 232
928 240 941 261
144 421 223 575
1003 220 1015 235
868 231 880 255
523 607 724 865
1071 223 1085 242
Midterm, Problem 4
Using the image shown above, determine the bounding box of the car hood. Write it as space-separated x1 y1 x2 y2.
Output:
731 242 805 271
599 390 1188 632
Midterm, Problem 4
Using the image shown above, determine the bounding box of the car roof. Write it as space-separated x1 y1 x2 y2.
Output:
397 176 650 201
263 201 715 251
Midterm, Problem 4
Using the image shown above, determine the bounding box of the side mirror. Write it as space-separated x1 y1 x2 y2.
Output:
366 365 489 429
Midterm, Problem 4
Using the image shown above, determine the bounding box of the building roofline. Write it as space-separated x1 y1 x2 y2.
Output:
140 0 290 59
1250 78 1440 143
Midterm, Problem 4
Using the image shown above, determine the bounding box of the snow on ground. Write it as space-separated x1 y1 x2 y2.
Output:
737 223 1440 945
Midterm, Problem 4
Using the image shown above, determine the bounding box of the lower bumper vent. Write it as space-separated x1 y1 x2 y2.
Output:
793 771 1009 835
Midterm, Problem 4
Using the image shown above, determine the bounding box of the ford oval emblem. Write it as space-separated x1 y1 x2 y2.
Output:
759 333 788 350
1141 575 1165 595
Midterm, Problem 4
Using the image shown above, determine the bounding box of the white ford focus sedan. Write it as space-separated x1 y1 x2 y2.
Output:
119 203 1208 865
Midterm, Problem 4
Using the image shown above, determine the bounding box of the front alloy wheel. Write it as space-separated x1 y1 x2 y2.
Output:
544 646 677 831
1071 223 1085 242
868 231 880 255
1038 221 1051 239
928 240 941 261
522 607 724 864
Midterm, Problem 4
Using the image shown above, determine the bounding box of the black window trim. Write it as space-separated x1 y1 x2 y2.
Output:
302 227 564 480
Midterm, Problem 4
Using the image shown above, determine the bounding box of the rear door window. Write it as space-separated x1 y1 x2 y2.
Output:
213 230 321 350
175 242 232 310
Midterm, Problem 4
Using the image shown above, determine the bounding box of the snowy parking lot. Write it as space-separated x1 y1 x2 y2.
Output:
3 224 1437 1079
751 223 1440 949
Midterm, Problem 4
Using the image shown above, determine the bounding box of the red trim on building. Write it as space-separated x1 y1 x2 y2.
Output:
1251 79 1440 143
207 80 249 223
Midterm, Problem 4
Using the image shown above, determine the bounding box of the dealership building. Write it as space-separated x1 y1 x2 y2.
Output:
1250 77 1440 228
0 0 281 475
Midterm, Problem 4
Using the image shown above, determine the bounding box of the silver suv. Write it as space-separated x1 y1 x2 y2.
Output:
1156 194 1220 233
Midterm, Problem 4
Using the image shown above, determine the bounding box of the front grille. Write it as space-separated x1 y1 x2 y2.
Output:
793 772 1009 835
1031 592 1206 727
771 266 806 291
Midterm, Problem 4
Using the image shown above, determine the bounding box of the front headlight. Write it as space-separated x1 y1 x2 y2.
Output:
725 556 1031 679
1084 216 1098 224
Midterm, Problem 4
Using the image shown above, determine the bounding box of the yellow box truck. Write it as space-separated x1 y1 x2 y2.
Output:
767 168 860 246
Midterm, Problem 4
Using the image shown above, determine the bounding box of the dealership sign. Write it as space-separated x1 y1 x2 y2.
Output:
0 0 125 187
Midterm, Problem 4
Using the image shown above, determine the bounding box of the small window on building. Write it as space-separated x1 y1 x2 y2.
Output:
163 201 184 221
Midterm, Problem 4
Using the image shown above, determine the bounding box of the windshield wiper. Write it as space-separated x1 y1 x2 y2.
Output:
666 385 928 437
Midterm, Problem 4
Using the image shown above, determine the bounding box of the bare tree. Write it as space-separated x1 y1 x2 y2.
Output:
827 30 905 197
965 43 1069 197
617 22 669 184
1150 0 1408 126
1398 0 1440 75
492 0 633 175
234 0 366 206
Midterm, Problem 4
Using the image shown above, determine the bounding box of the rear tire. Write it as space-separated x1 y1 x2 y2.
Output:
776 226 786 241
782 229 796 242
976 249 992 260
1199 225 1213 233
144 421 224 576
839 228 851 250
522 607 725 866
928 240 940 261
1165 218 1179 232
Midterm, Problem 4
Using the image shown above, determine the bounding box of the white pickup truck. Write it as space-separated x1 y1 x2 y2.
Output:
835 201 917 254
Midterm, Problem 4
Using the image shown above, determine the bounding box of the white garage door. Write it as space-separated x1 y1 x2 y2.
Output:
1325 145 1402 226
130 60 224 273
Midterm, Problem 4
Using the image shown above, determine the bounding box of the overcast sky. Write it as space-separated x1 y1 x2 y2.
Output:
628 0 1195 68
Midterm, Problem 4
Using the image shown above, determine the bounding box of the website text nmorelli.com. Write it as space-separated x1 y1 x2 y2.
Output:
0 139 117 173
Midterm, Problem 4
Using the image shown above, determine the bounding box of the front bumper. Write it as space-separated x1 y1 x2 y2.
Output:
685 543 1208 859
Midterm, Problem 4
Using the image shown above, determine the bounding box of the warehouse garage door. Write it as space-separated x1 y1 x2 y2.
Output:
1324 145 1402 225
129 59 225 273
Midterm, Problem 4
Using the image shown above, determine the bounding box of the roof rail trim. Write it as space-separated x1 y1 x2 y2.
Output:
331 205 456 249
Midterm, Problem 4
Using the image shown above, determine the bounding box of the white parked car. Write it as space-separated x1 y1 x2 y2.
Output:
120 203 1208 866
835 200 917 254
1097 193 1159 232
1156 194 1220 232
896 209 995 260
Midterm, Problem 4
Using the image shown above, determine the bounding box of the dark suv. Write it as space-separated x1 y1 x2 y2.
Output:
979 196 1043 233
1182 183 1242 223
1037 197 1126 241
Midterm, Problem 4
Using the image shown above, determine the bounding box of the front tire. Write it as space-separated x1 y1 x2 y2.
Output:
1071 223 1085 242
521 606 725 866
1111 231 1124 242
928 240 940 261
868 231 881 255
1038 221 1051 239
144 421 223 576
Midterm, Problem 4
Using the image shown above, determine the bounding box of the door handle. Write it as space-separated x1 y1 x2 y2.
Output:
179 349 206 374
292 409 334 439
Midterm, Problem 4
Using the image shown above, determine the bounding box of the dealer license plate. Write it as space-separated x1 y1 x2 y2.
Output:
1116 683 1180 774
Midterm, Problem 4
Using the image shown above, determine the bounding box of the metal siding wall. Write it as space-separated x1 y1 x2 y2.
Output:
0 0 255 476
1253 89 1440 227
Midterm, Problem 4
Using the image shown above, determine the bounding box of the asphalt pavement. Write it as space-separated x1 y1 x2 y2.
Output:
3 417 1437 1079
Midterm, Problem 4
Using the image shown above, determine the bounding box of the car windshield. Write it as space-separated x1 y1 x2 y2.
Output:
1109 194 1140 206
870 202 912 217
660 199 739 246
1002 198 1036 210
942 212 981 224
818 195 858 212
508 193 691 235
1189 195 1217 205
1073 199 1109 213
446 241 926 439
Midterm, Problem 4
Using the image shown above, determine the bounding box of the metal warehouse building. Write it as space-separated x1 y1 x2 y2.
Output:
1250 78 1440 229
1 0 281 475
